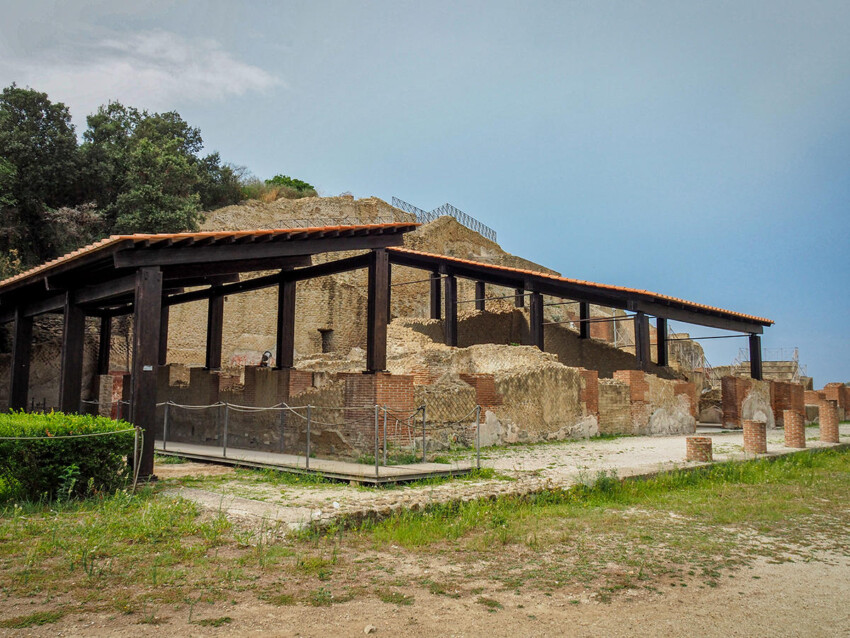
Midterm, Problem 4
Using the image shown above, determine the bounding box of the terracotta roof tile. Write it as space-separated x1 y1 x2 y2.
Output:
389 247 773 326
0 223 417 292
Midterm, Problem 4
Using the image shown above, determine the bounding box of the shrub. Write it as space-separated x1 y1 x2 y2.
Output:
0 411 134 500
264 174 316 193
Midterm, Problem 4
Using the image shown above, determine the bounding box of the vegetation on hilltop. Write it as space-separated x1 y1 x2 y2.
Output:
0 84 316 274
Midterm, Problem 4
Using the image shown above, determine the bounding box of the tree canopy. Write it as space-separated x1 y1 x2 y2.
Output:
0 85 315 271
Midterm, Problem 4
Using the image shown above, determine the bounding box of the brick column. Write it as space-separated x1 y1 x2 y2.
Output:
686 436 712 462
819 400 839 444
742 419 767 455
783 410 805 448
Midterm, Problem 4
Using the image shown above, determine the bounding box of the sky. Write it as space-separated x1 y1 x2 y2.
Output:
1 0 848 384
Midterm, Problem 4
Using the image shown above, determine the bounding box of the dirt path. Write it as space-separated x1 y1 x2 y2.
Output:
8 553 848 637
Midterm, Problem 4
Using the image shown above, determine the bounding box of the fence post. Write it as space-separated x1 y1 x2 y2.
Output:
222 403 230 458
383 407 388 466
374 405 379 479
475 405 481 470
163 401 170 452
306 405 311 470
422 404 427 463
279 407 286 454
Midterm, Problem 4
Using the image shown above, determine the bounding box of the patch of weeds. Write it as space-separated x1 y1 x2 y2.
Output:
296 554 335 580
376 589 414 605
428 581 461 598
155 453 187 465
477 596 503 611
195 616 233 627
265 592 295 606
0 610 64 628
307 587 334 606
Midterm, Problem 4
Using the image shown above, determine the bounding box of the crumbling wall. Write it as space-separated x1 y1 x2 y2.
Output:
721 376 775 429
605 370 696 436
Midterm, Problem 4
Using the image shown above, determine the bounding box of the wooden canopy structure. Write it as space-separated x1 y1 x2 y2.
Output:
0 221 772 477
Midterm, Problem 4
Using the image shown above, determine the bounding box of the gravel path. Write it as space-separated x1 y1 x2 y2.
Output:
160 424 850 530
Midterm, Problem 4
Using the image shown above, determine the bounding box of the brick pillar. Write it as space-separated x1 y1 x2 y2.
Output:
783 410 806 448
742 419 767 455
819 400 839 444
686 436 712 462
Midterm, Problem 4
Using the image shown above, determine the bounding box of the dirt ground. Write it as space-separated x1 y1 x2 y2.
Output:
4 552 848 637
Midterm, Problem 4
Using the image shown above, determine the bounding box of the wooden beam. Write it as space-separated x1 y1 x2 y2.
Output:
475 281 485 311
113 233 407 268
749 334 763 380
634 311 651 371
444 274 458 347
97 316 112 375
430 272 441 320
130 267 162 479
158 305 169 366
58 292 86 413
579 302 590 339
529 291 544 350
275 278 296 369
386 262 393 320
514 288 525 308
9 307 33 410
366 249 389 372
161 255 310 279
633 301 764 335
164 253 370 308
656 317 668 367
205 292 224 370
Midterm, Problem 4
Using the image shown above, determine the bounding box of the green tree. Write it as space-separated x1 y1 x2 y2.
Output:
0 84 82 262
112 137 202 234
265 174 316 195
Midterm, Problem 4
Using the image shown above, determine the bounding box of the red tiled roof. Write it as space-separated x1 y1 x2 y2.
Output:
389 247 773 325
0 223 418 292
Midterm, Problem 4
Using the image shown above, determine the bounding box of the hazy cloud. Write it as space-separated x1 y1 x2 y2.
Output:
3 30 279 119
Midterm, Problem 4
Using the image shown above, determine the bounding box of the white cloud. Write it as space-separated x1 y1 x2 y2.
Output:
3 30 280 120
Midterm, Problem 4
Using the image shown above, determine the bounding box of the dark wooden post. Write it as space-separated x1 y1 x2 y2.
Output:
656 317 668 367
634 311 651 370
275 277 296 369
749 334 763 380
97 315 112 375
429 272 441 320
59 292 86 413
529 291 544 350
366 248 389 372
130 267 162 479
205 291 224 370
158 305 169 366
475 281 486 311
9 307 33 410
386 262 392 321
444 274 458 347
579 302 590 339
514 288 525 308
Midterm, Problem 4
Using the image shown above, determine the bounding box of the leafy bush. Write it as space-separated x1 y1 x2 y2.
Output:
264 174 315 193
0 411 134 501
241 176 318 202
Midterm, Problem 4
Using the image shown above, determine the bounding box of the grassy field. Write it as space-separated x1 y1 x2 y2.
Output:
0 447 848 629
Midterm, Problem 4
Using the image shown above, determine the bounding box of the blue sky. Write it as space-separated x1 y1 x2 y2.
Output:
2 1 848 384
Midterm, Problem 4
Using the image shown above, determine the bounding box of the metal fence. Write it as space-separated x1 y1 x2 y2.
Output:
392 197 497 242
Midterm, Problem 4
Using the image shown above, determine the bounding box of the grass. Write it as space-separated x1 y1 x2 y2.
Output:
0 610 64 628
0 447 847 626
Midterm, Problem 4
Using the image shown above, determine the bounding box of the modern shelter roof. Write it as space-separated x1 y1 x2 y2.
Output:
388 247 773 332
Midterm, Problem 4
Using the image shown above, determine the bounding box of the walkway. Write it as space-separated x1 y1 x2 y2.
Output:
159 424 849 531
156 440 473 484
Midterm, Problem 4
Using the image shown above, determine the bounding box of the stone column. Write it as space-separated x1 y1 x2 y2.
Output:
743 419 767 455
783 410 805 448
819 400 839 444
686 436 713 462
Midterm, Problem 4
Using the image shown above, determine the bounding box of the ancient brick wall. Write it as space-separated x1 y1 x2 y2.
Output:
721 376 775 429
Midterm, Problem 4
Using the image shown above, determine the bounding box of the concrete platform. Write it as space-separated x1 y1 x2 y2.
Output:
155 440 473 484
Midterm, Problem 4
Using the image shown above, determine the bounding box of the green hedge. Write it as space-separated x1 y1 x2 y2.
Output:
0 412 135 500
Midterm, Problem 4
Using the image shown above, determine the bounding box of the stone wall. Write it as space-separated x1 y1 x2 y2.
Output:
720 376 776 429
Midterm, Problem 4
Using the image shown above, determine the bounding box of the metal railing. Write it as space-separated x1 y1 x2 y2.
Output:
392 197 497 242
82 399 483 478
